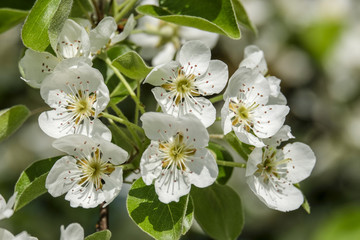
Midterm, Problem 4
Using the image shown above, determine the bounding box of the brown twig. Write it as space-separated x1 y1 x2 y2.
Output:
96 203 109 231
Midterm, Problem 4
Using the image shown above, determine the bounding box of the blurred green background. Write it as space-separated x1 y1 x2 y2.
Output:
1 0 360 239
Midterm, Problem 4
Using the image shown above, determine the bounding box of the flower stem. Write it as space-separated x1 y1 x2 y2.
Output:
105 58 145 114
96 203 109 231
216 160 246 168
210 94 223 104
115 0 138 22
209 134 224 139
102 112 143 132
119 163 136 170
134 80 141 125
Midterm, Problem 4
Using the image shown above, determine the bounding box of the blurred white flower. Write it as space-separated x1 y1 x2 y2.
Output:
221 67 289 147
0 228 38 240
0 192 16 220
246 142 316 212
60 223 84 240
140 112 218 203
46 134 128 208
38 61 111 140
145 40 228 127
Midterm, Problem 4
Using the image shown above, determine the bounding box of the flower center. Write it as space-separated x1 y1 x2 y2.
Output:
66 90 97 125
159 133 196 171
77 148 115 190
175 77 193 94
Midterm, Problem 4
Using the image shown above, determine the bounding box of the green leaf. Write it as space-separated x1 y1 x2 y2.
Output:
48 0 73 51
230 0 257 34
127 178 194 240
225 132 253 161
112 51 152 81
85 230 112 240
302 197 311 214
70 0 93 18
108 125 134 153
0 0 36 10
0 8 28 34
14 157 60 211
137 0 241 39
21 0 62 52
0 105 30 143
207 142 234 185
191 183 244 240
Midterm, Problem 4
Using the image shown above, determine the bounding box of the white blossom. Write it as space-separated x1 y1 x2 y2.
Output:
60 223 84 240
38 61 111 140
145 40 228 128
221 67 289 147
0 228 38 240
140 112 218 203
239 45 287 105
0 192 16 220
246 141 316 212
46 134 128 208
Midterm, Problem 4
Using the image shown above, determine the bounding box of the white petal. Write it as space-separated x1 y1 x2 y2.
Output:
0 193 16 220
38 112 111 140
178 40 210 76
267 76 287 105
0 228 15 239
252 105 290 138
263 125 294 146
129 16 160 48
239 45 268 75
220 98 233 135
90 17 117 53
234 128 265 147
179 26 219 49
57 19 90 59
246 147 263 177
140 142 163 185
186 148 218 188
101 168 123 207
195 60 228 95
19 49 60 88
283 142 316 183
154 168 191 203
65 183 102 208
144 61 180 86
94 137 128 165
152 42 177 66
140 112 179 141
60 223 84 240
14 231 38 240
45 156 79 197
111 14 136 44
247 176 304 212
152 87 216 128
176 114 210 148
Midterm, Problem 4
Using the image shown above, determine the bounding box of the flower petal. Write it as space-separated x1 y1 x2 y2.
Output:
60 223 84 240
57 19 90 59
247 175 304 212
152 42 177 66
154 168 191 203
90 16 117 53
0 228 15 239
178 40 210 76
283 142 316 183
195 60 228 95
140 141 163 185
239 45 268 75
101 168 123 207
246 147 263 176
19 49 60 88
252 105 290 138
140 112 179 141
186 148 218 188
267 76 287 105
111 14 136 44
144 61 180 86
234 128 265 147
179 26 219 49
220 99 233 135
263 125 294 146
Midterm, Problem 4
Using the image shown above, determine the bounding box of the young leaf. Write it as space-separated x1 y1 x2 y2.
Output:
207 142 234 185
230 0 257 34
191 183 244 240
85 230 111 240
21 0 62 51
0 105 30 143
137 0 241 39
225 132 253 161
112 51 152 81
48 0 73 51
127 178 194 240
0 8 28 34
14 157 60 211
